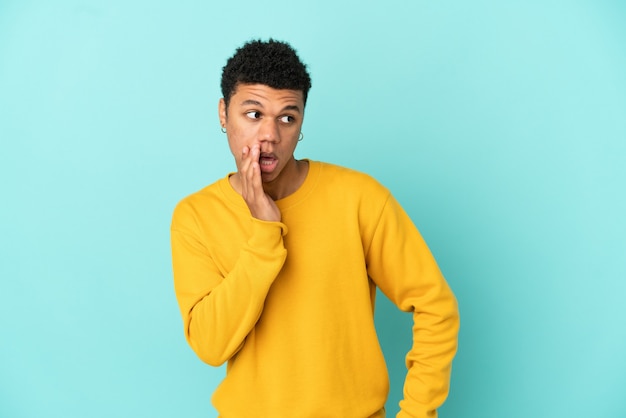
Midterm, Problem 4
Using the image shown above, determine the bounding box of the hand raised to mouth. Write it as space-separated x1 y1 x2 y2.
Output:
238 144 281 222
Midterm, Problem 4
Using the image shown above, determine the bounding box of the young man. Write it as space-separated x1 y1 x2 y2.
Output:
171 39 459 418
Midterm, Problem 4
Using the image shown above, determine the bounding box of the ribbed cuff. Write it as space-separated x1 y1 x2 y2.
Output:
248 218 288 250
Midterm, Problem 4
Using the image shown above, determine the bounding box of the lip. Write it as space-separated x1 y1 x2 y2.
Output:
259 154 278 173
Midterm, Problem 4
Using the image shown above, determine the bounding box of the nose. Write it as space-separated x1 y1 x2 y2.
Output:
258 118 280 143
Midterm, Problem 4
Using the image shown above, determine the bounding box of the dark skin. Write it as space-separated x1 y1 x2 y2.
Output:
218 83 309 222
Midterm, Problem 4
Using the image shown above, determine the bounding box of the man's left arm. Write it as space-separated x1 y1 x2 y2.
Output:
366 194 460 418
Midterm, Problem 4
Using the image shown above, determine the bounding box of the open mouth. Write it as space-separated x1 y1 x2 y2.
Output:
259 154 278 173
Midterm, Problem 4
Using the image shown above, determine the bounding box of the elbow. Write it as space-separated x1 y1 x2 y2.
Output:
188 335 238 367
196 345 230 367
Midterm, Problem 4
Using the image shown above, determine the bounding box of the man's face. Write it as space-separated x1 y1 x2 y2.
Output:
219 83 304 184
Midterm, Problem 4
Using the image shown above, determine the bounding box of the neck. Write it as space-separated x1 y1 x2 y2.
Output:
230 159 309 201
263 158 308 200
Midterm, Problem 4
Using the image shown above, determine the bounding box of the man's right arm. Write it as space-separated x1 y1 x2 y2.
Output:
171 212 287 366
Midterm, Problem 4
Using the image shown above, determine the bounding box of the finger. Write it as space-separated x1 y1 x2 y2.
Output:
249 162 262 198
239 145 251 174
241 145 261 200
244 145 259 182
249 145 260 175
239 146 254 189
246 167 262 202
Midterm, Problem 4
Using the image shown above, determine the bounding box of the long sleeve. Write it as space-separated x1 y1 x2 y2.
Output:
170 164 457 417
366 194 460 418
171 200 288 366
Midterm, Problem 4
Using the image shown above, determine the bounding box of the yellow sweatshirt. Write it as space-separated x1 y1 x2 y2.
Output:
171 161 459 418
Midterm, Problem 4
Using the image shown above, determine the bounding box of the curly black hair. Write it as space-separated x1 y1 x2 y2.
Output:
220 39 312 109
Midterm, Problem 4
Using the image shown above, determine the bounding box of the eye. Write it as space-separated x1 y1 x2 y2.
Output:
245 111 261 119
279 115 295 123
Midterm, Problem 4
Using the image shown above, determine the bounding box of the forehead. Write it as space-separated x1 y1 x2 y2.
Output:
230 83 304 108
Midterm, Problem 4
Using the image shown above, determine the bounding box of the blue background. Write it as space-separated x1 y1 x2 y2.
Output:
1 1 625 417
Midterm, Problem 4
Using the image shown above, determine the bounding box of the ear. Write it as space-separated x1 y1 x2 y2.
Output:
218 98 227 128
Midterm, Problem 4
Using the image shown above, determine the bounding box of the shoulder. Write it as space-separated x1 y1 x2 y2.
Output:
175 178 222 207
171 176 233 228
313 160 390 198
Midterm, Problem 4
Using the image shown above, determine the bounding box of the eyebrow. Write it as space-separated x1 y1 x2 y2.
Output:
240 100 301 113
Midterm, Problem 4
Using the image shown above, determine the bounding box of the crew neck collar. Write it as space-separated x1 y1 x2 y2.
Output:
219 159 320 213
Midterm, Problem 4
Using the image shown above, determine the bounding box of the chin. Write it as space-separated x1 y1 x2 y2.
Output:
260 171 280 183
